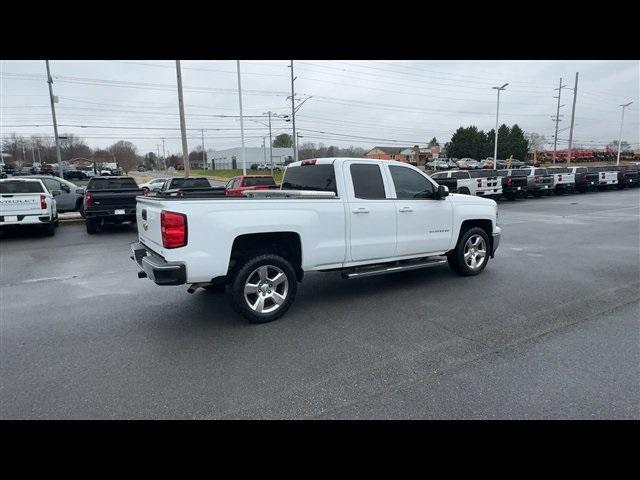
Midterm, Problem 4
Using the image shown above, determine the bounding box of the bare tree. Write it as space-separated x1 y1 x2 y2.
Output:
108 141 138 174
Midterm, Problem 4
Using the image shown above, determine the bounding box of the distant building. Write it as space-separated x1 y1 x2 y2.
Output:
365 146 405 161
206 147 293 170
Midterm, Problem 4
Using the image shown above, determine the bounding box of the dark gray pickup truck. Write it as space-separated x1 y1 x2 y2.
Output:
83 176 144 234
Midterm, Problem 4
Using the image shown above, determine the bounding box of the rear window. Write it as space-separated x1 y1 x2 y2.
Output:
496 170 508 177
430 172 445 179
243 177 276 187
88 177 139 190
575 167 587 173
534 169 548 175
511 169 529 176
469 170 495 178
0 181 44 193
281 164 337 193
550 168 570 173
350 164 386 199
452 171 470 179
170 178 210 189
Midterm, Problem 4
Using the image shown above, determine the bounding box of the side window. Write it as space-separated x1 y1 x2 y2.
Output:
350 164 386 200
225 179 235 189
42 178 60 193
389 166 435 200
452 171 469 179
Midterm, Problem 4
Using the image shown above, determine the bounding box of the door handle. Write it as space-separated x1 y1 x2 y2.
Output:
398 207 413 212
352 208 370 214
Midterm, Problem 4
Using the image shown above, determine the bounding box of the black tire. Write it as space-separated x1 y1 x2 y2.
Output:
505 192 516 201
447 227 490 277
230 253 298 323
86 219 99 234
44 221 55 237
458 187 470 195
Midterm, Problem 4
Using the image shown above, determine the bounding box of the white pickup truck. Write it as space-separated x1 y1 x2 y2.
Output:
131 158 501 323
0 178 58 236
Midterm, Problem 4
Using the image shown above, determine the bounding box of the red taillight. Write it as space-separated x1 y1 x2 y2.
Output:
40 194 47 210
85 191 94 208
477 179 482 187
558 174 562 181
506 176 512 186
534 176 540 183
601 172 605 179
161 211 187 249
301 159 317 166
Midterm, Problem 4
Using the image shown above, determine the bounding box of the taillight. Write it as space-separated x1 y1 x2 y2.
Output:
85 191 94 208
534 176 540 183
601 172 605 179
40 194 47 210
161 210 187 249
558 174 562 181
506 176 512 186
477 179 482 187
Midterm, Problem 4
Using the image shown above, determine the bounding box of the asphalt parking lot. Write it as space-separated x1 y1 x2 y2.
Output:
1 188 638 419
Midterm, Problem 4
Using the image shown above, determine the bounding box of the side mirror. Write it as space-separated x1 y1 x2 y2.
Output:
436 185 449 199
61 184 71 193
51 190 62 197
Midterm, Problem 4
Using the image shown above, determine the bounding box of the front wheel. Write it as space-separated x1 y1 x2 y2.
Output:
230 254 297 323
447 227 490 276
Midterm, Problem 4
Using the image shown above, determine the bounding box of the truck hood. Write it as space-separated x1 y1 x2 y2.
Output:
448 193 497 207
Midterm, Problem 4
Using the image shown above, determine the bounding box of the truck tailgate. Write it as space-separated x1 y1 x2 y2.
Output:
136 198 166 253
0 194 43 215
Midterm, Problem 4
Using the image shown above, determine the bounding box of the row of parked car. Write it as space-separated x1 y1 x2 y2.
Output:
427 158 528 171
429 164 640 200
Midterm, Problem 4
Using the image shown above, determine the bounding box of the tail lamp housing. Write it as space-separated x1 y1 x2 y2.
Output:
161 210 188 249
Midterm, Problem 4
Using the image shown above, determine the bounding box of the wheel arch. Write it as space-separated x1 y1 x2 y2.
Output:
228 231 304 281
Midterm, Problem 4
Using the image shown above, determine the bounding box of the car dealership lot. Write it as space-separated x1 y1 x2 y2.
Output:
1 189 638 419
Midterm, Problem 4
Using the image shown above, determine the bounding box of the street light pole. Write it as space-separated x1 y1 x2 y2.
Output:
45 60 63 179
175 60 190 178
237 60 246 175
492 83 508 169
616 102 633 166
201 128 206 170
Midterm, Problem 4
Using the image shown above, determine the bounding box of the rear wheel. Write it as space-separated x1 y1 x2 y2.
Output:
230 254 297 323
86 218 99 234
448 227 490 276
44 221 55 237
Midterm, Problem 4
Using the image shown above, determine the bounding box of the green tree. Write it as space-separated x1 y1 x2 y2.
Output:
272 133 293 148
506 124 529 160
447 126 487 159
428 137 439 147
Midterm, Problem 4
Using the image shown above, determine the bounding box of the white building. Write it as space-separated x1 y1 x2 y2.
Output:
206 147 293 170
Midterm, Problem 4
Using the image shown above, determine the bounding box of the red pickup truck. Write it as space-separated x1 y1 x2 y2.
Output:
225 175 278 196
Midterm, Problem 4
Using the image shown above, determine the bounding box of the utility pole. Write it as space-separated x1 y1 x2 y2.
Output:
45 60 63 179
552 77 567 165
201 128 206 170
267 111 273 175
162 137 166 170
156 144 160 169
289 60 298 163
616 101 633 166
262 137 267 165
566 72 579 166
175 60 190 178
492 83 508 169
237 60 246 175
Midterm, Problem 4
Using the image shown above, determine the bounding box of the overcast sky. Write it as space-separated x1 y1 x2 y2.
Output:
1 60 638 156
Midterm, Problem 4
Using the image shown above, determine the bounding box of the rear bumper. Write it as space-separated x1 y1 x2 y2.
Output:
130 242 186 286
0 213 52 226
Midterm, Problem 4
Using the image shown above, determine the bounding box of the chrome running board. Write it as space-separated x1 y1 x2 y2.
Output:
342 258 447 280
